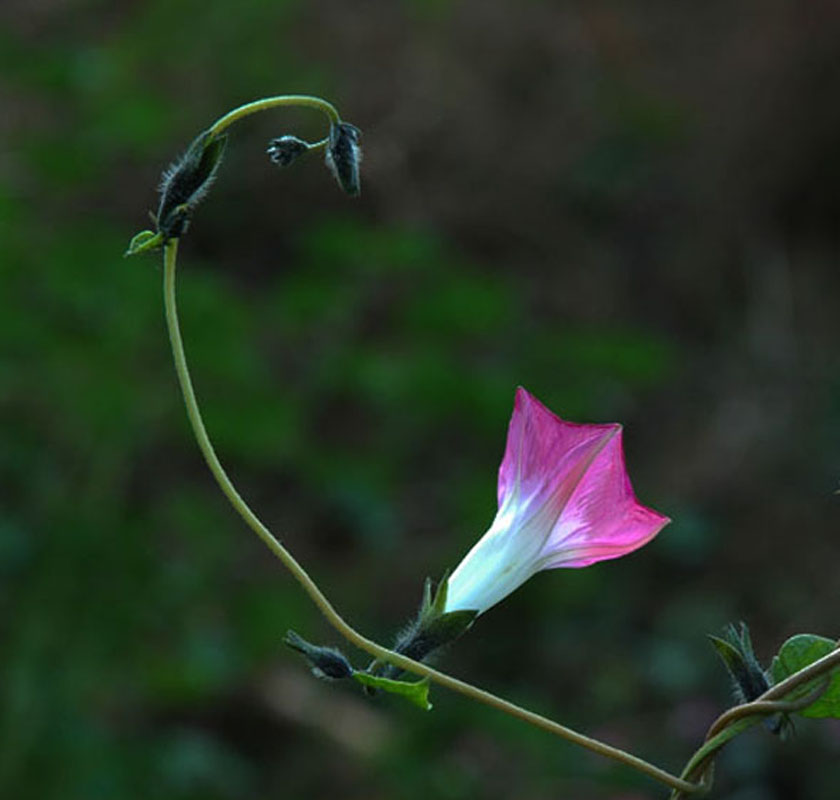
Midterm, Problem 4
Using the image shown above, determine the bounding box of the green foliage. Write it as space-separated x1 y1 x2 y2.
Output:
351 673 433 711
770 635 840 719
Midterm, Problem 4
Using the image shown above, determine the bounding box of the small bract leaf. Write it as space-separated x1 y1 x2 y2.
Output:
352 672 432 711
770 634 840 719
124 229 163 257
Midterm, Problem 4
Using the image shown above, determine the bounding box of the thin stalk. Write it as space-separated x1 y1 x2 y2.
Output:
207 95 340 139
161 238 701 796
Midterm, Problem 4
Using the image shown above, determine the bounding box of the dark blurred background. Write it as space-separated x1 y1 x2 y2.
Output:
1 1 839 798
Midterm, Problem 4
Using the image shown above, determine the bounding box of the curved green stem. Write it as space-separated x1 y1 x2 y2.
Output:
161 238 701 796
670 718 754 800
671 648 840 798
682 691 824 786
706 673 833 742
207 95 340 138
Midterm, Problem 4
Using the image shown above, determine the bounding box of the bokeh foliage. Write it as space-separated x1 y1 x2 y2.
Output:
2 1 839 798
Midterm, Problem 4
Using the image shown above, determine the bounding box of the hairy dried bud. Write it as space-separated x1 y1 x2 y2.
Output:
325 121 362 196
156 130 227 240
283 630 354 680
267 135 309 167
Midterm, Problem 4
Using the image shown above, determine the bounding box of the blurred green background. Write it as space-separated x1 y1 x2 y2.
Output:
2 2 839 798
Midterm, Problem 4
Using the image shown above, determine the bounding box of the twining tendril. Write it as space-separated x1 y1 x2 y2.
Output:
670 655 838 799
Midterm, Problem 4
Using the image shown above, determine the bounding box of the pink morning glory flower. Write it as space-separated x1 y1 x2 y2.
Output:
444 388 670 615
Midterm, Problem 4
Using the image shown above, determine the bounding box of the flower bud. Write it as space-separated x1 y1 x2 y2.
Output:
325 121 362 196
709 622 790 735
283 630 354 680
267 135 309 167
709 622 770 703
156 129 227 240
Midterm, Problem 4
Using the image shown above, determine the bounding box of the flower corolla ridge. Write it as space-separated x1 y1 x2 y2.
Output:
444 387 670 616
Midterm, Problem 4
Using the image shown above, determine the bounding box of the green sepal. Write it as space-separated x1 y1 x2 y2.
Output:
364 575 478 687
708 622 769 703
418 571 449 626
708 634 744 675
124 229 163 257
412 572 477 651
770 634 840 719
351 672 432 711
708 634 759 695
197 133 227 176
417 572 478 640
422 609 479 646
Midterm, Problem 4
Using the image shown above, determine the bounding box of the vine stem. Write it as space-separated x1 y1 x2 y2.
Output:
161 238 701 796
707 649 839 742
670 646 840 797
207 95 340 138
671 695 820 799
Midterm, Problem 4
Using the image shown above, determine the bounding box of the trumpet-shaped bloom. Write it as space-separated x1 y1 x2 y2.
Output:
445 388 669 615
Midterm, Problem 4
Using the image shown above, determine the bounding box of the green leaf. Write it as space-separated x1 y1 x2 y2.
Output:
351 671 432 711
770 634 840 719
124 229 163 257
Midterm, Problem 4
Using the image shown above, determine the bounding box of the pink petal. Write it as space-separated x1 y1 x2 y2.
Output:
498 387 618 510
541 427 670 568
